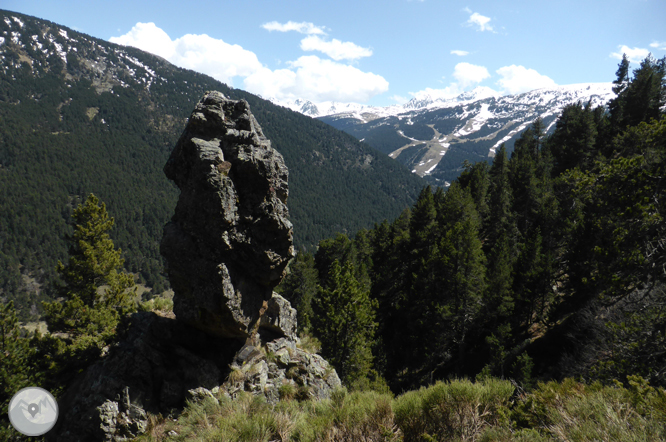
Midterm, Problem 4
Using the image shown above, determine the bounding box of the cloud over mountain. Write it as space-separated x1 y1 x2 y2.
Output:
111 22 387 104
496 65 556 94
110 22 262 86
245 56 388 102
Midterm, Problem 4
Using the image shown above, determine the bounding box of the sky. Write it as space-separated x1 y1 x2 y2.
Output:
4 0 666 107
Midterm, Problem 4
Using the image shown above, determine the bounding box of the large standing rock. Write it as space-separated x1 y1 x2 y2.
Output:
49 92 342 441
160 91 295 339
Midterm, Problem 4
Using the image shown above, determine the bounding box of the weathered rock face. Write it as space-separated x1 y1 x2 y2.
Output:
50 312 244 442
160 91 295 339
222 337 342 404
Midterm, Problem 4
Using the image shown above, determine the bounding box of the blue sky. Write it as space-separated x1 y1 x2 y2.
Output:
4 0 666 106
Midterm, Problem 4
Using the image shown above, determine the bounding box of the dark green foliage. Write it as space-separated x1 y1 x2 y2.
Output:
0 302 41 441
0 303 33 418
36 195 136 394
548 102 599 175
43 194 135 341
608 53 666 133
276 251 319 333
313 260 377 387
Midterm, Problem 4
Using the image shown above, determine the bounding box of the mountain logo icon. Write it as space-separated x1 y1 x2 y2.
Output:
8 387 58 436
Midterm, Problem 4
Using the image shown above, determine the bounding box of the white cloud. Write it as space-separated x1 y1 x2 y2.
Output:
466 11 494 32
110 22 262 86
110 22 174 59
111 23 387 104
650 41 666 50
300 35 372 61
261 21 326 35
451 50 469 56
496 65 556 94
409 62 491 100
453 62 490 88
610 45 650 63
244 55 388 103
410 85 463 101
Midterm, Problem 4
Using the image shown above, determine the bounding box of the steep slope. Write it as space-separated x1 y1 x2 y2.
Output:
0 10 423 315
319 84 614 184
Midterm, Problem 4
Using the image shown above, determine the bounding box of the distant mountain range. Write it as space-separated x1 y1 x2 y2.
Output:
274 84 615 184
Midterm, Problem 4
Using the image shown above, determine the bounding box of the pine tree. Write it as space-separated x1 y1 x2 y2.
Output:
548 102 599 175
43 194 135 344
486 145 516 251
609 54 666 132
510 122 544 234
458 161 490 219
313 260 377 387
314 233 354 288
612 54 630 96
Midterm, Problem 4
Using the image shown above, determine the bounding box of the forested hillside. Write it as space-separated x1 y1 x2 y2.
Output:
279 53 666 391
0 10 423 320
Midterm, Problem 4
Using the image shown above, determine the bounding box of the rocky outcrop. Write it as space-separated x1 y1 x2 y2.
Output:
160 91 295 339
50 92 340 441
222 337 341 404
50 312 244 441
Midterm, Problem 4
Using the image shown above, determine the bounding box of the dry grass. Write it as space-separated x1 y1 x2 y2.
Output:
134 377 666 442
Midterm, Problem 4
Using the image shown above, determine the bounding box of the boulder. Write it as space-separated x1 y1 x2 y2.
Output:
49 312 243 441
160 91 295 339
223 337 342 404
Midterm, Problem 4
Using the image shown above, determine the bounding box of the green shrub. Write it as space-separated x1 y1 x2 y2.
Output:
394 378 514 442
515 378 666 441
278 382 297 401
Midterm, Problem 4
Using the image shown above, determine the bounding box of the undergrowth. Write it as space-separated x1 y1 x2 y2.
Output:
135 376 666 442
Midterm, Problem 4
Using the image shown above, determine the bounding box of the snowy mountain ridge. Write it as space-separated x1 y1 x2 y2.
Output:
316 83 615 184
270 83 612 121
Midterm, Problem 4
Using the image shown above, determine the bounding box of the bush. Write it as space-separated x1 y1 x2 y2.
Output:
139 295 173 313
394 378 514 442
514 378 666 441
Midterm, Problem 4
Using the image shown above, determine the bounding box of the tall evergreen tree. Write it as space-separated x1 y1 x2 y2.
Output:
434 183 486 371
548 102 599 175
314 233 354 288
458 161 490 219
609 54 666 132
43 194 135 343
510 120 546 234
486 145 517 251
313 260 377 387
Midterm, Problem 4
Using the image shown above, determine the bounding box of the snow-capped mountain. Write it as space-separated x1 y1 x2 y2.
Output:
316 83 615 184
268 97 373 117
